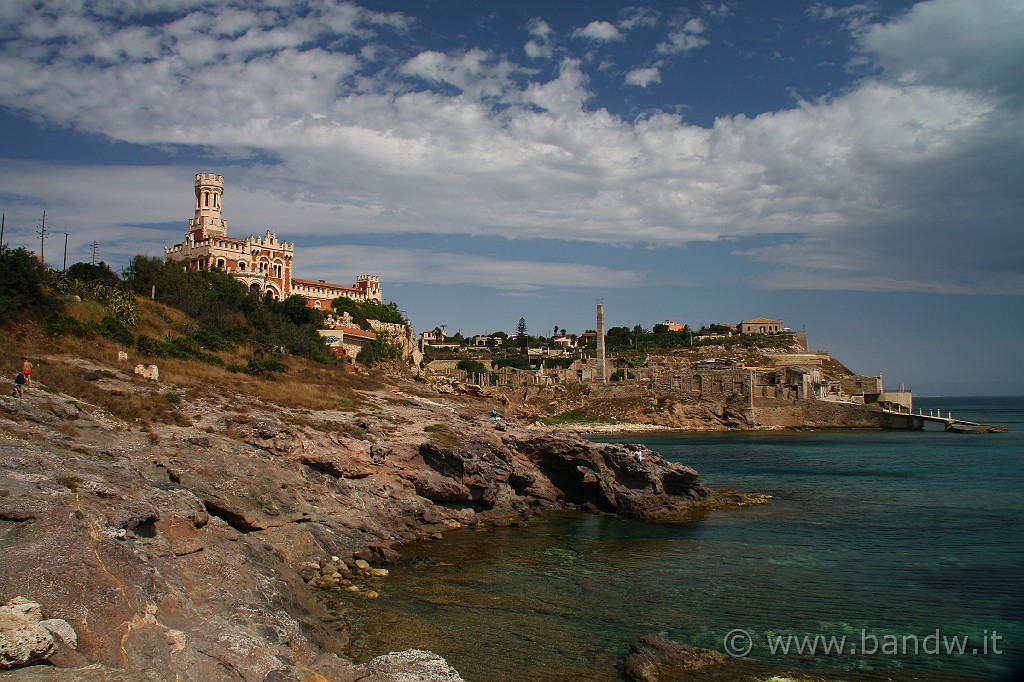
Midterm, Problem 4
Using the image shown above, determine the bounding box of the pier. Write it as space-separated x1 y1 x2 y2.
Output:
874 406 1008 433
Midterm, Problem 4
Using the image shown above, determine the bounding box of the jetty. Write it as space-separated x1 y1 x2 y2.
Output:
874 406 1008 433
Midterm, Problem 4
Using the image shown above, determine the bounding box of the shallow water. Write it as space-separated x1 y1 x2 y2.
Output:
335 396 1024 681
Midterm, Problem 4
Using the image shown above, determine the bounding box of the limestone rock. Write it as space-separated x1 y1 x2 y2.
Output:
365 649 465 682
0 597 73 671
132 364 159 381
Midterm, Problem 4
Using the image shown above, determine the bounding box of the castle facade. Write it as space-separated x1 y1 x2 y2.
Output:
164 173 381 309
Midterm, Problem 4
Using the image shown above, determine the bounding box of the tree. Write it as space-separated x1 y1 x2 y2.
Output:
457 358 486 377
0 246 60 322
516 317 528 352
67 261 120 286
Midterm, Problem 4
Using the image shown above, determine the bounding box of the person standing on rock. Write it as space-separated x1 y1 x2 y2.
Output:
12 368 26 398
21 358 33 387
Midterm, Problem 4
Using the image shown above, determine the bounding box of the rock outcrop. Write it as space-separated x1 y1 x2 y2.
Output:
0 597 78 670
0 370 743 681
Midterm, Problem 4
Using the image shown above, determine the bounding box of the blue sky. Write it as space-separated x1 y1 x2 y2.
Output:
1 0 1022 395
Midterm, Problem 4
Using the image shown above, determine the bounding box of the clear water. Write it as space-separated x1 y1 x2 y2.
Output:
336 397 1024 681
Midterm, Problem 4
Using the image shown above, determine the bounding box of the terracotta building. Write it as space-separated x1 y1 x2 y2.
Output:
165 173 381 309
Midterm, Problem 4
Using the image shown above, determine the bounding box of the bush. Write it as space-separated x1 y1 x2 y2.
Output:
45 311 89 338
96 315 134 345
0 247 61 322
457 359 486 376
356 334 403 367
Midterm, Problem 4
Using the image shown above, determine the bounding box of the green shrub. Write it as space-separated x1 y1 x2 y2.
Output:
96 315 134 345
45 311 90 338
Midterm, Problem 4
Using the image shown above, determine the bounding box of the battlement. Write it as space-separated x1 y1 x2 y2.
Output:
195 173 224 187
167 172 380 307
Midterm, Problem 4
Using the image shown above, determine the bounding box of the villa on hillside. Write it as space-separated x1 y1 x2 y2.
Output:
738 317 784 335
164 173 382 310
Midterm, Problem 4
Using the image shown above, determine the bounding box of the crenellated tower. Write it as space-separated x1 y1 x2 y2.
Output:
189 172 227 239
167 171 381 309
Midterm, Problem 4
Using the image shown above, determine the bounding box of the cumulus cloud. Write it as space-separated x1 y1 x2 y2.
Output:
657 17 710 54
524 17 555 59
0 0 1021 297
625 67 662 88
572 20 624 43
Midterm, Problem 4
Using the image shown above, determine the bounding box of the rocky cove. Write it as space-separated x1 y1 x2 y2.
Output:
0 357 765 681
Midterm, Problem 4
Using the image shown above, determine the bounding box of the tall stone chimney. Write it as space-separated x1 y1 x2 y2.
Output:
596 303 607 383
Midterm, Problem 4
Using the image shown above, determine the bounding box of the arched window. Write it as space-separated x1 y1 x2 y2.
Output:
249 283 261 297
216 258 225 269
238 262 246 272
213 193 218 208
204 192 210 208
313 301 321 309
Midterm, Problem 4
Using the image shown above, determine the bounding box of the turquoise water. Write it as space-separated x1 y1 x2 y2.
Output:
337 396 1024 681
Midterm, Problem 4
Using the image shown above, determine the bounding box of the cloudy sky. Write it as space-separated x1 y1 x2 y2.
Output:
1 0 1021 395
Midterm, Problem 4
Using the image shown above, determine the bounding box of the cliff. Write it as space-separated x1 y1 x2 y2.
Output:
0 354 751 680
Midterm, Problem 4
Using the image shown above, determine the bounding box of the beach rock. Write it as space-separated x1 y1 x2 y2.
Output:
365 648 465 682
621 634 726 682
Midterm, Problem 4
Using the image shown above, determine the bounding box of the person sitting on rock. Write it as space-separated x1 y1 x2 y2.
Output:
633 448 644 463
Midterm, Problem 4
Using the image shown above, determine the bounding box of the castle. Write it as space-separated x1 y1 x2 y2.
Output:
164 173 381 310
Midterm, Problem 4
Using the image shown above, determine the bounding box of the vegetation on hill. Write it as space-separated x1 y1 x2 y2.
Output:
1 248 408 376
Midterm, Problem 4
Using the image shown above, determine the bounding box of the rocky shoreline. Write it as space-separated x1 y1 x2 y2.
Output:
0 365 763 680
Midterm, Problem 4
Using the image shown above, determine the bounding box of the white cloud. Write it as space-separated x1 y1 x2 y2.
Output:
572 21 624 43
656 17 711 55
299 245 644 291
524 18 555 59
625 67 661 88
618 7 660 31
0 0 1021 297
858 0 1024 96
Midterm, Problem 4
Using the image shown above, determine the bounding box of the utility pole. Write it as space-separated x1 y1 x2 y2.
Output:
89 241 99 265
37 211 48 265
63 232 69 272
1 213 5 248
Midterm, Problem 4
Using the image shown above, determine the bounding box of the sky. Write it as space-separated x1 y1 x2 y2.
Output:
1 0 1022 396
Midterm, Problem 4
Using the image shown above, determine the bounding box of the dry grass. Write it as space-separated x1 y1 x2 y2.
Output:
7 297 391 427
57 422 81 438
424 423 462 448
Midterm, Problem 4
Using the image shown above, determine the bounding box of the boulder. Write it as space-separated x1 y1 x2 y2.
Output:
365 649 465 682
132 364 159 381
0 597 76 671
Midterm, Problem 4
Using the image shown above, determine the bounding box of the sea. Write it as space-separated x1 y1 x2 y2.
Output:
334 396 1024 681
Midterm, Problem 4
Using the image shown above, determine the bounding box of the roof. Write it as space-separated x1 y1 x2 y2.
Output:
292 277 359 293
330 325 377 340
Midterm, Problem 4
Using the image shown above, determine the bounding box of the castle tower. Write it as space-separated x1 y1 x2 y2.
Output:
188 172 227 239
